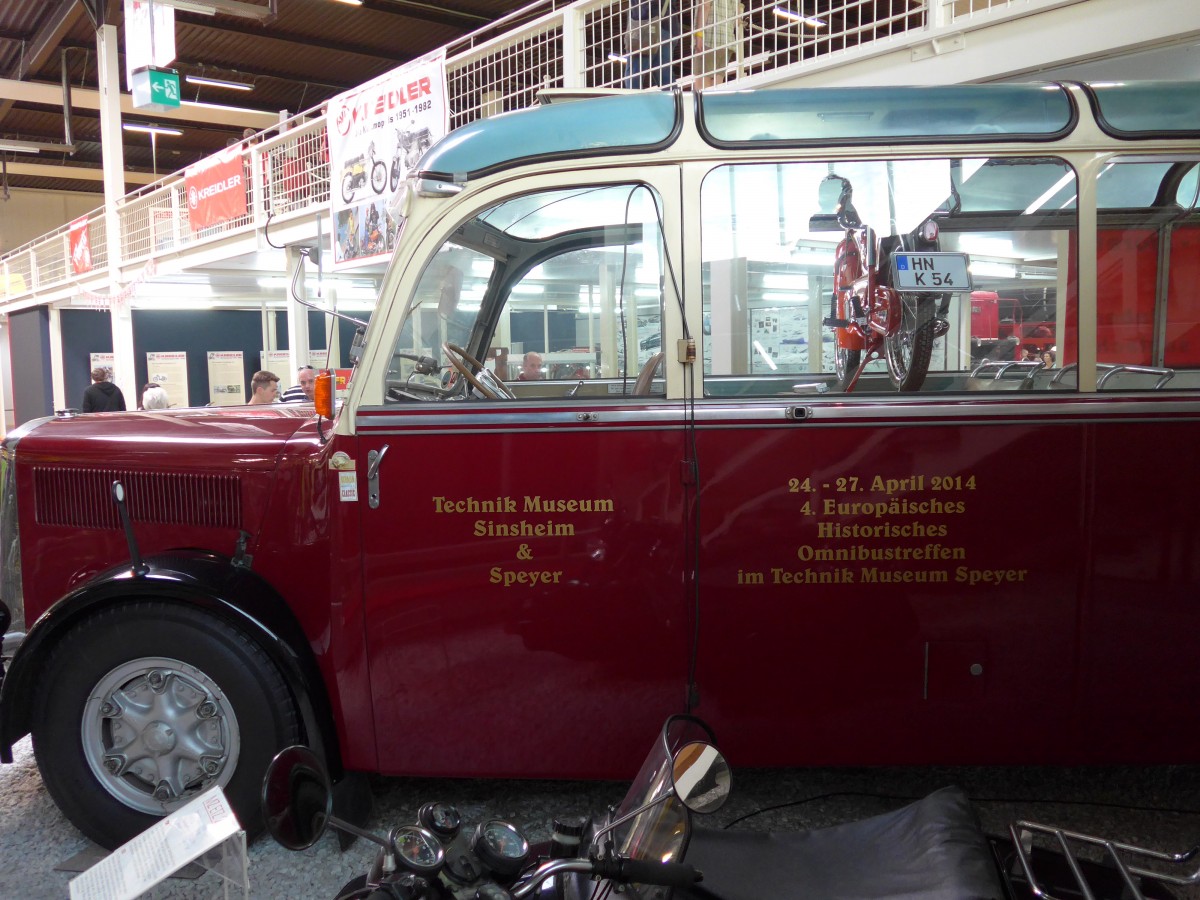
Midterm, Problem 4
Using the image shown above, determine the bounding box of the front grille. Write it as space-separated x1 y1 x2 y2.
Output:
33 468 241 531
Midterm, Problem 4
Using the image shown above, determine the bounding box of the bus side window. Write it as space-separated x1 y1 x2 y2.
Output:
385 184 667 402
700 158 1078 396
1096 159 1200 390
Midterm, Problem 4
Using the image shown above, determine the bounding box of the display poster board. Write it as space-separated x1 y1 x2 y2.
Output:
89 352 116 379
262 349 292 377
69 786 246 900
327 49 448 269
146 351 188 408
333 369 353 400
206 351 245 406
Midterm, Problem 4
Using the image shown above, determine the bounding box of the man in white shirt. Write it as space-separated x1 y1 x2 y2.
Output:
281 365 317 403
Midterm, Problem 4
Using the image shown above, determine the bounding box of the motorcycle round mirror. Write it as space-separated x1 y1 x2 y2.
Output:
261 745 333 851
671 741 731 814
818 174 850 213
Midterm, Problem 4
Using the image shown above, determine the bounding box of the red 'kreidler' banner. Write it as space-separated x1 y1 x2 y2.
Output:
68 215 92 274
185 148 247 232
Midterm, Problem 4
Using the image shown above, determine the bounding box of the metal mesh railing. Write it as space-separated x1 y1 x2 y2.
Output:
88 210 108 270
261 122 330 216
2 244 34 297
448 22 566 129
947 0 1018 20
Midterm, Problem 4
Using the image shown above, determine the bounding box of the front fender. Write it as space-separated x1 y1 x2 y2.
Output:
0 550 340 777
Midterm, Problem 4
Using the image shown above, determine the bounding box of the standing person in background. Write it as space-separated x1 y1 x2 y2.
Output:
281 365 317 403
692 0 740 90
81 367 126 412
625 0 675 89
247 370 280 405
142 383 170 410
517 352 544 381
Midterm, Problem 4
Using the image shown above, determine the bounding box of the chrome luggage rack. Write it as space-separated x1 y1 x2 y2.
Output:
1010 820 1200 900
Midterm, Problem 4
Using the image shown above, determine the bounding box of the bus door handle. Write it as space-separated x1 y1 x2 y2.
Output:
367 445 389 509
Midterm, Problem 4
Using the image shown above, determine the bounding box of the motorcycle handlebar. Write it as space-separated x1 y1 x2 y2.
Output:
510 857 702 898
591 858 702 888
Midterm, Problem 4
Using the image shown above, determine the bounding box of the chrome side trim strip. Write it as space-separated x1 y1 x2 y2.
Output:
356 395 1200 432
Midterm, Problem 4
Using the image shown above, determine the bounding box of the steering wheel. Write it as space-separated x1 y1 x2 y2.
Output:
442 342 515 400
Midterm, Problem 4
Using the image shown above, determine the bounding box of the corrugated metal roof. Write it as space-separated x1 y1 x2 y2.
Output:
0 0 536 194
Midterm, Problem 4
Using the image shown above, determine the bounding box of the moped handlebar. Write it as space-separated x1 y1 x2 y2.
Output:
593 858 703 887
510 858 702 899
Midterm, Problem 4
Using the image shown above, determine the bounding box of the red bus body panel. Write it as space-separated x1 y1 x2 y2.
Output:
9 397 1200 775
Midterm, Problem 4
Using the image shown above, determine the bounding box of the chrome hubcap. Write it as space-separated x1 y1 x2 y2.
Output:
83 657 240 815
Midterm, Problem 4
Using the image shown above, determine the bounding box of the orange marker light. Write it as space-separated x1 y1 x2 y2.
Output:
314 370 335 419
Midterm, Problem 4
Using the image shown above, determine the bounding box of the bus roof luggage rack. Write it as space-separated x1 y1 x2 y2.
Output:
1008 819 1200 900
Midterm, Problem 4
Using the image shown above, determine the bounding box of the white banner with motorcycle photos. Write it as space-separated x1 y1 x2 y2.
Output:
327 49 447 270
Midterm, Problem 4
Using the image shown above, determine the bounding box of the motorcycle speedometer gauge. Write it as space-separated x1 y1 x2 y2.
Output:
471 820 530 877
390 825 445 875
418 801 462 839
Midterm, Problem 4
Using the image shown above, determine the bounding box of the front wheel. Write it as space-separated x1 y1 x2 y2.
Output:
30 601 300 849
370 161 387 194
885 293 935 392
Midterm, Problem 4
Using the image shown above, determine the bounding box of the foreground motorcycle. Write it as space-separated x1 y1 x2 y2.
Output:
262 716 1198 900
820 174 960 393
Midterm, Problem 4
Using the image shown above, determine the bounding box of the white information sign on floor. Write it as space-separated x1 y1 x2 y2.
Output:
68 787 247 900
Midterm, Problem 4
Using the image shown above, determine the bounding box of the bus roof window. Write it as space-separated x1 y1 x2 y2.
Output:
1088 81 1200 138
420 92 679 183
698 84 1075 146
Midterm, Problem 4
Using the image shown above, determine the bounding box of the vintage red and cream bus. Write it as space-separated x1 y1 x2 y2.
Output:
2 81 1200 848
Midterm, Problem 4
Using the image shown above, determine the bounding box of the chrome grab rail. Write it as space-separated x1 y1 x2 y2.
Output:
1009 820 1200 900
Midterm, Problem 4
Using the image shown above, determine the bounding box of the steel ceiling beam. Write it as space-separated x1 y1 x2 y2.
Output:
3 34 358 96
155 0 277 20
12 0 82 81
173 12 411 62
372 0 492 28
0 76 278 128
1 160 157 185
0 0 86 129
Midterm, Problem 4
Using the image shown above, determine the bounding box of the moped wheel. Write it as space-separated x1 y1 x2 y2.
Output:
885 293 935 392
371 161 387 194
30 601 300 849
834 345 861 392
341 173 356 205
390 162 401 193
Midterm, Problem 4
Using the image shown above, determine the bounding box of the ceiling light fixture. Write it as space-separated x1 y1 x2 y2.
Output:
330 0 364 5
0 141 42 154
185 74 253 91
153 0 277 19
773 6 827 27
123 123 184 136
165 0 219 15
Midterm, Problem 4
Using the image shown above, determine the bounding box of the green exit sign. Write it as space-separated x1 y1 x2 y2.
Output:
131 66 180 112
